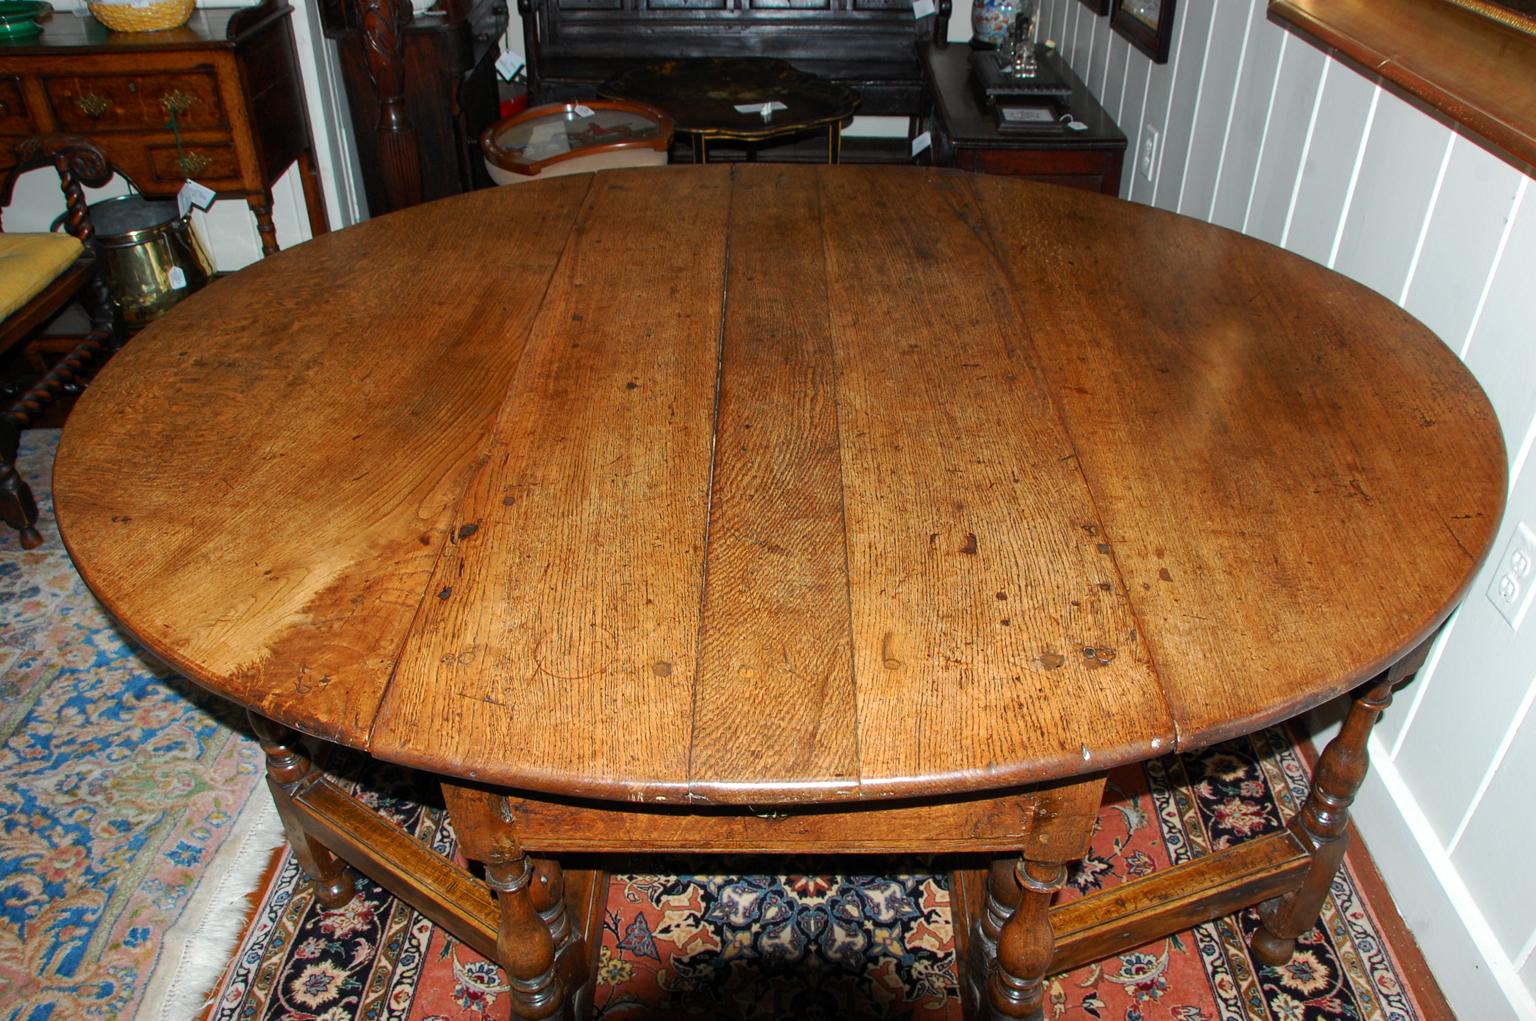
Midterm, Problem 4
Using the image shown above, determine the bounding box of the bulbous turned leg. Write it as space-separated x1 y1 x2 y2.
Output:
1253 674 1398 966
247 712 356 908
986 859 1066 1021
487 839 565 1021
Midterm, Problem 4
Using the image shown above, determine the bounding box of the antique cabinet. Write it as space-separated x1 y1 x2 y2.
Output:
320 0 506 215
0 0 328 256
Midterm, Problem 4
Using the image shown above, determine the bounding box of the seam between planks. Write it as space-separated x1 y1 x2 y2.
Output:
363 174 598 755
959 171 1182 754
685 164 738 804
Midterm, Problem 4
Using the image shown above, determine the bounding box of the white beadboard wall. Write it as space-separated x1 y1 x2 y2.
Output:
1031 0 1536 1015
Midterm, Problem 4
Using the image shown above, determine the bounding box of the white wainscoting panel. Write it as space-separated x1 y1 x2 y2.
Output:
1034 0 1536 1012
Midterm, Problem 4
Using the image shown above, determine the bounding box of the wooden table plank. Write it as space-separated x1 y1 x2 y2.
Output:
369 168 734 800
814 168 1176 796
970 174 1506 743
53 178 593 743
688 166 861 801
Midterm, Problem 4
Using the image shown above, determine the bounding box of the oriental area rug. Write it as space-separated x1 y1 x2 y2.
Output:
3 430 1440 1021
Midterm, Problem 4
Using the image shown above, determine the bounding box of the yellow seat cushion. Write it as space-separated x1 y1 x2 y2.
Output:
0 232 84 322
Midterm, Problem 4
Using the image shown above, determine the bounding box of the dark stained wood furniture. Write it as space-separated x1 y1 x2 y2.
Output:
598 57 860 163
919 40 1126 194
319 0 507 215
0 135 119 549
52 166 1506 1020
521 0 949 119
0 0 329 257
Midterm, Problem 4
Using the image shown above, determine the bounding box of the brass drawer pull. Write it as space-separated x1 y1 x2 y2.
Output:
178 151 211 176
161 89 196 115
78 92 111 119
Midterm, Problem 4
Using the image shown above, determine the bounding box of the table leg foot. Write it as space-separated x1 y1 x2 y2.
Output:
247 712 356 908
488 839 567 1021
1254 639 1430 966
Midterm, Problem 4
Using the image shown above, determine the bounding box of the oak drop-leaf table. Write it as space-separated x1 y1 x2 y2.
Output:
52 166 1506 1020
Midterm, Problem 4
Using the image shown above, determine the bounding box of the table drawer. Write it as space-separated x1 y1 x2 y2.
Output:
42 70 229 133
104 142 242 191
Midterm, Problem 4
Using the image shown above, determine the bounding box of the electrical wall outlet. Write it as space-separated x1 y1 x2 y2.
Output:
1487 520 1536 629
1139 124 1160 183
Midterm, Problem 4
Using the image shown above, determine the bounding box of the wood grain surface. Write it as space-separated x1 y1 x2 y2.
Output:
53 165 1506 803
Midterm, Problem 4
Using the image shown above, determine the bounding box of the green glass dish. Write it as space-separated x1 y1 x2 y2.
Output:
0 1 49 39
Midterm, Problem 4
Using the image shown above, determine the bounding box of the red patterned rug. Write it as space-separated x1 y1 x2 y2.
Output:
208 726 1432 1020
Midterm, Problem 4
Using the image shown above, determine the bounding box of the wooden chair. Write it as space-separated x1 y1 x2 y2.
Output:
480 100 673 186
0 135 121 549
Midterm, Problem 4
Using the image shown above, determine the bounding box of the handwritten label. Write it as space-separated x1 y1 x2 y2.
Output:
572 104 595 118
167 266 187 290
912 0 935 18
910 130 932 157
176 179 216 220
495 49 526 81
733 101 788 118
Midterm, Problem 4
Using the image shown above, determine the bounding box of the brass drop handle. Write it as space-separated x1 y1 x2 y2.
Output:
161 89 196 115
178 151 211 176
78 92 111 119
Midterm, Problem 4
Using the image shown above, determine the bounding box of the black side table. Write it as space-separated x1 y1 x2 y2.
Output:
599 58 860 164
919 42 1126 195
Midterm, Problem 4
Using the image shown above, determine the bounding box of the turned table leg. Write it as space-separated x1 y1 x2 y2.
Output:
487 837 567 1021
247 712 355 907
964 778 1105 1021
1252 637 1434 965
247 192 280 257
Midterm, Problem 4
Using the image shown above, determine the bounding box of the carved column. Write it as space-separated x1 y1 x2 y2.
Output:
361 0 424 211
247 712 356 908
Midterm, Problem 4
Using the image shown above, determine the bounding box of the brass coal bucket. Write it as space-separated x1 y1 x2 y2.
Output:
79 195 215 324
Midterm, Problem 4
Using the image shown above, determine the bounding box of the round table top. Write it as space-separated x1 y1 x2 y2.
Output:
54 165 1506 806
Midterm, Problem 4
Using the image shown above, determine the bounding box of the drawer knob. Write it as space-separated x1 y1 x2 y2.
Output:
161 90 197 115
78 92 111 119
178 151 211 176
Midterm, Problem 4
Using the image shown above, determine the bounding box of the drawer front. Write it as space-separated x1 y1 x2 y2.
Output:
0 76 37 136
43 70 229 134
146 142 240 185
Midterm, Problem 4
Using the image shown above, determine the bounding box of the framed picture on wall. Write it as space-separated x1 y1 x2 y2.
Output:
1111 0 1175 62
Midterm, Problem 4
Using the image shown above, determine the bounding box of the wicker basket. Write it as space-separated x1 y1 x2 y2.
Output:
87 0 194 31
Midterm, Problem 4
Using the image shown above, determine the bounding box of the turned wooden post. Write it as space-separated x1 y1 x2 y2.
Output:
247 711 356 907
1252 638 1434 966
972 779 1104 1021
486 836 566 1021
987 859 1067 1020
361 0 423 211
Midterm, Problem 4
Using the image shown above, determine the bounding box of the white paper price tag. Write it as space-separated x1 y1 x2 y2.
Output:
573 104 595 118
177 179 216 220
167 266 187 290
732 101 787 116
495 49 526 81
911 130 932 157
912 0 935 18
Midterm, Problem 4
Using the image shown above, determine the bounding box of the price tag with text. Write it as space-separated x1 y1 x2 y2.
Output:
911 130 932 157
177 179 216 220
495 49 526 81
912 0 935 18
168 266 187 290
